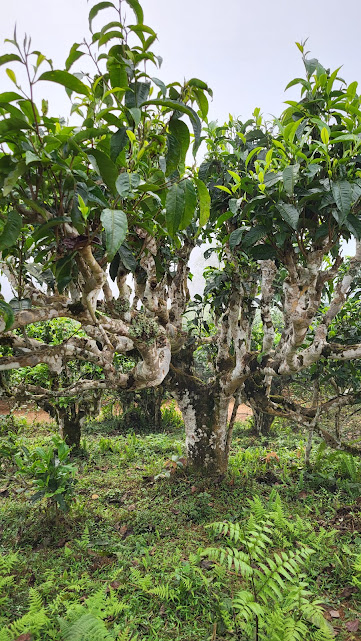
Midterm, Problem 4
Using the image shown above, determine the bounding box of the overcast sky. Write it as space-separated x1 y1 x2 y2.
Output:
0 0 359 299
1 0 361 124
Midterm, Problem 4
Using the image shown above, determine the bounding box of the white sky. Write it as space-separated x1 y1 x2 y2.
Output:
0 0 360 299
2 0 361 124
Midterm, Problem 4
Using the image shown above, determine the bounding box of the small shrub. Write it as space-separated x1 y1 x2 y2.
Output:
15 436 77 515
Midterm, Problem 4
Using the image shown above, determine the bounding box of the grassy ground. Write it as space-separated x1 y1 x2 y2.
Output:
1 407 361 640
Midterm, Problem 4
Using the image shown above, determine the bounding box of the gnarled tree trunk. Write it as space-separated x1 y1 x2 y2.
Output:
249 405 275 436
175 382 232 475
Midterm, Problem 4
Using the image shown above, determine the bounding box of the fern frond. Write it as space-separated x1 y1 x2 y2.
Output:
60 612 115 641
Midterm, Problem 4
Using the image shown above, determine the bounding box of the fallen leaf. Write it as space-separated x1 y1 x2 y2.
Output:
265 451 279 462
339 586 358 598
109 580 121 590
15 635 32 641
200 559 215 570
91 494 99 500
329 610 341 618
346 620 359 632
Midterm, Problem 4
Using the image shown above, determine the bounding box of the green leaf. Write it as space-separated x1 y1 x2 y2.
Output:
321 127 329 145
276 202 300 229
38 70 90 96
124 0 144 24
0 210 22 250
188 78 208 90
115 172 141 198
169 119 190 168
243 225 268 248
2 161 26 196
0 118 31 139
251 244 276 260
285 77 311 92
101 209 128 261
0 301 14 331
179 179 197 230
229 228 243 250
282 164 299 196
165 133 180 176
0 54 21 66
345 214 361 240
25 151 40 165
142 99 201 150
89 2 115 31
32 217 70 242
125 81 150 108
65 43 85 71
88 149 118 193
0 92 22 103
165 182 186 237
192 88 209 118
195 178 210 227
110 127 128 161
331 180 352 222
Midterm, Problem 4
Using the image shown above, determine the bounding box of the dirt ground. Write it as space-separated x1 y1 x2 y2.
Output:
0 398 252 425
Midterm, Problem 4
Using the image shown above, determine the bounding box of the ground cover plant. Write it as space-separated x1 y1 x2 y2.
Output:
1 412 361 640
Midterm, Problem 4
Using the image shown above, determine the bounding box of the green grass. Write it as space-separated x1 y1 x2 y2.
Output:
1 414 361 640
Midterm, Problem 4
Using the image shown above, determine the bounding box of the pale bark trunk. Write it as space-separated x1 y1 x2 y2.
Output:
176 385 231 475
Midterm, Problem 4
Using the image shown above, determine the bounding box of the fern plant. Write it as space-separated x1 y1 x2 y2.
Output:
0 589 50 641
0 553 18 618
202 502 335 641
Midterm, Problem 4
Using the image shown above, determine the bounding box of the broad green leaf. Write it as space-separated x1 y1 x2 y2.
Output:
115 172 141 198
39 70 90 96
0 300 14 331
110 127 128 161
195 178 210 227
89 2 115 31
165 182 186 237
193 88 208 118
32 217 70 242
243 225 268 248
282 164 299 196
179 179 197 230
88 149 118 193
321 127 329 145
2 161 26 196
285 77 311 92
229 228 244 250
0 54 21 66
251 244 276 260
125 81 150 108
0 118 31 138
0 91 23 102
331 180 352 222
124 0 144 24
345 214 361 239
165 133 180 176
276 202 300 229
0 210 22 250
331 134 360 144
25 151 41 165
169 118 190 168
101 209 128 260
65 43 85 71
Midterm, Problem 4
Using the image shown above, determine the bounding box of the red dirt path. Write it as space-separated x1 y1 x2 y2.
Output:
0 398 252 425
